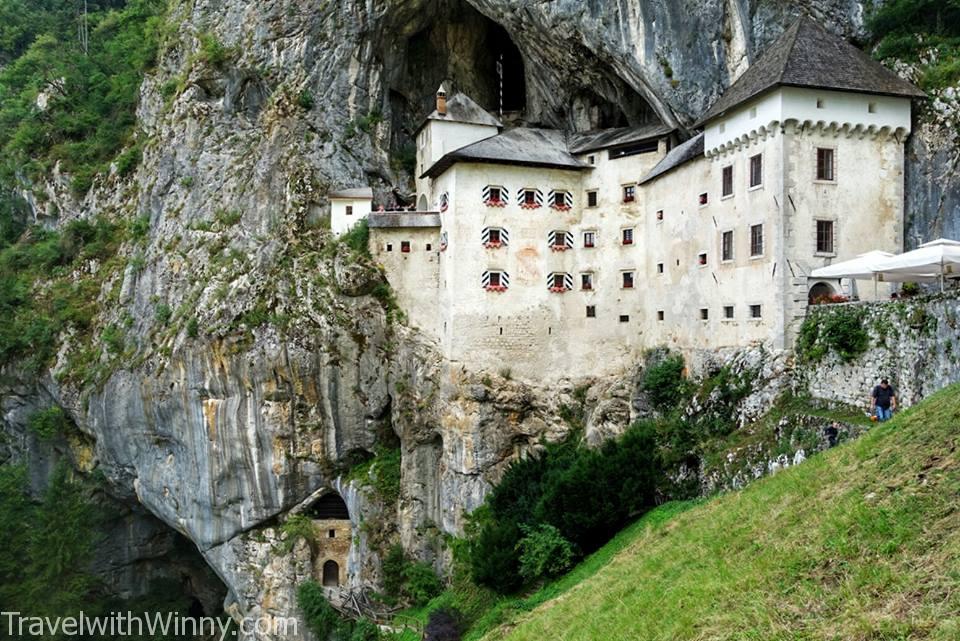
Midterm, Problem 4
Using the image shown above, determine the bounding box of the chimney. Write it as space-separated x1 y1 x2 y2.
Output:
436 83 447 116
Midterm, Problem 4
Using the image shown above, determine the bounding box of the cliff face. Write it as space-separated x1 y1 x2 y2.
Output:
3 0 957 637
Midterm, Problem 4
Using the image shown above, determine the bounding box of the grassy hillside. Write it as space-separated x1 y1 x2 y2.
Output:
478 384 960 641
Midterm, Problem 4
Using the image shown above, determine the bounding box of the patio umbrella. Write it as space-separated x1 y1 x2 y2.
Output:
811 251 938 300
869 238 960 292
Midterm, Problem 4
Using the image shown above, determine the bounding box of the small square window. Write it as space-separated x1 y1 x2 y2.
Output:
552 231 568 249
583 231 596 248
553 191 567 208
723 305 734 319
698 252 707 266
622 228 634 245
868 102 877 114
619 315 630 323
721 230 734 261
552 273 565 289
489 273 502 287
588 155 596 165
750 304 762 319
657 310 664 321
700 308 709 320
816 98 825 109
622 185 636 203
386 243 393 252
523 190 537 205
426 243 432 251
699 192 709 206
328 529 336 538
345 205 353 216
749 154 763 188
656 209 664 221
722 166 733 197
488 229 501 244
657 262 664 274
587 191 598 207
586 305 596 318
622 272 635 289
489 187 501 202
401 241 411 253
581 273 594 290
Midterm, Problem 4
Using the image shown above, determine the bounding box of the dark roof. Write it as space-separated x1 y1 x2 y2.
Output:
368 212 441 228
329 187 372 199
414 93 501 134
567 123 674 154
421 128 591 179
696 17 925 126
639 133 705 185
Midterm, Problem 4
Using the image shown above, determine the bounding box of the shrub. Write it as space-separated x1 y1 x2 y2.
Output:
381 544 406 599
340 218 370 256
297 581 342 639
298 90 315 110
469 518 524 594
797 307 870 363
517 523 576 582
154 303 172 325
381 543 442 606
26 407 71 441
278 514 316 554
196 32 231 67
186 317 200 338
641 354 690 411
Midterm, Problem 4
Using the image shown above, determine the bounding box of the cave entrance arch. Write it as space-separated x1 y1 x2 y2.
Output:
808 281 837 305
306 493 350 520
322 560 340 587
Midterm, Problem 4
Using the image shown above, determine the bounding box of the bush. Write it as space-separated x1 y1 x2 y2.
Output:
26 406 71 441
298 90 315 111
517 524 576 583
297 581 342 639
340 218 370 256
381 544 442 606
797 307 870 363
641 354 690 411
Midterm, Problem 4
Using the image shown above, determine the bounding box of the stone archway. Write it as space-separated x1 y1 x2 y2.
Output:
808 281 837 305
418 194 428 211
322 560 340 587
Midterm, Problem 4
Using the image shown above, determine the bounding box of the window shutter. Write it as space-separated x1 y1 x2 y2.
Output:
439 192 449 212
564 231 574 247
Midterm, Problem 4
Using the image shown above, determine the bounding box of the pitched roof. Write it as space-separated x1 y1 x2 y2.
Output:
696 17 925 126
414 93 502 134
368 212 441 228
567 123 674 154
421 128 591 179
329 187 373 199
639 133 705 185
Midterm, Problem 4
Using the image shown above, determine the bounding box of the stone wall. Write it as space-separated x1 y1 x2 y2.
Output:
798 291 960 408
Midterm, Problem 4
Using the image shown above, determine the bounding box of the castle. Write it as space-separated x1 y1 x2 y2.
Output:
343 19 924 381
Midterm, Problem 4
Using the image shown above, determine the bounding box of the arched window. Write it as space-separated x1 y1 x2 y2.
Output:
305 493 350 520
808 281 838 305
322 560 340 587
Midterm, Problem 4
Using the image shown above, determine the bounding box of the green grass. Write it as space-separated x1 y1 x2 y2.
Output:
478 384 960 641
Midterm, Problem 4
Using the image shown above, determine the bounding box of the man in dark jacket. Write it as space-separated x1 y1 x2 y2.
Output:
870 379 897 422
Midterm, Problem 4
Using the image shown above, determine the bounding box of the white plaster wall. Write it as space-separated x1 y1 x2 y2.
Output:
416 120 499 198
370 226 441 336
331 198 371 237
705 87 912 155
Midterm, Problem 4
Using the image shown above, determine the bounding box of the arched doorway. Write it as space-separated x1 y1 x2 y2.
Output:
808 281 836 305
322 560 340 587
418 194 428 211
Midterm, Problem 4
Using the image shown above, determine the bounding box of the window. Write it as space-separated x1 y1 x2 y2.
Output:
489 187 501 201
524 190 536 205
548 272 572 292
386 243 393 252
553 273 565 289
483 270 509 292
816 98 825 109
816 148 835 181
619 315 630 323
698 252 707 266
489 273 501 287
700 308 709 320
581 273 594 290
699 192 708 206
483 227 509 248
750 224 764 257
657 262 664 274
723 305 734 319
722 166 733 197
328 529 336 538
484 186 506 206
749 154 762 188
345 205 353 216
622 271 635 289
816 220 835 254
588 155 596 165
656 209 664 221
657 310 664 321
549 230 572 251
868 102 877 114
622 185 636 203
401 241 411 253
622 228 634 245
426 243 432 251
552 231 566 248
488 229 501 244
721 230 734 261
749 304 762 319
587 191 598 207
586 305 596 318
583 231 596 248
554 192 565 208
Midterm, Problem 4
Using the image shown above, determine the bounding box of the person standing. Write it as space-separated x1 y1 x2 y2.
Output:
870 379 897 422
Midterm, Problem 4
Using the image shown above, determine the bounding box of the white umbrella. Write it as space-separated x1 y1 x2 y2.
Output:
810 250 895 280
869 238 960 292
